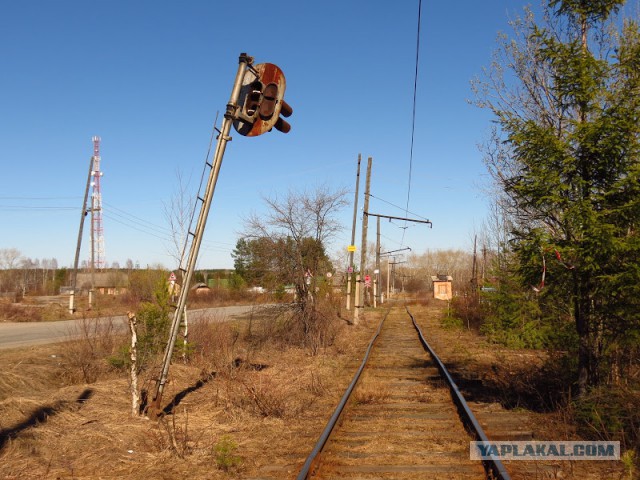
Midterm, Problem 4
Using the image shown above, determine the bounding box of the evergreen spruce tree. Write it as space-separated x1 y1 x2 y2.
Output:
476 0 640 392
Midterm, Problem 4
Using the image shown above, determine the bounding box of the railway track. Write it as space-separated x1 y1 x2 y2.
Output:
297 304 511 480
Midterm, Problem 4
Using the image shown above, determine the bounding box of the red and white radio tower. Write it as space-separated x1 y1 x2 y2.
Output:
90 136 105 270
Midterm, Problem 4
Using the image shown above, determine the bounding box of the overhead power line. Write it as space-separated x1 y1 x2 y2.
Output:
100 202 234 254
0 195 80 211
402 0 423 245
0 205 76 211
0 196 81 200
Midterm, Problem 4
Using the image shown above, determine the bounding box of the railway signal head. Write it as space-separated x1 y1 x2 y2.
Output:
233 62 293 137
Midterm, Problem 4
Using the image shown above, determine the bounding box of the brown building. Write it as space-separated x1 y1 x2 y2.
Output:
76 272 129 295
431 275 453 301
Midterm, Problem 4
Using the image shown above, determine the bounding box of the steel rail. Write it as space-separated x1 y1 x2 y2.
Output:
296 309 390 480
406 306 512 480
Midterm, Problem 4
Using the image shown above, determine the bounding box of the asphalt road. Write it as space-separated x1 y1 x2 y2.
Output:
0 305 262 350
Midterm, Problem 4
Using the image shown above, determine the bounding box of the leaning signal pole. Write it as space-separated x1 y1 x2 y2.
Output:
147 53 293 418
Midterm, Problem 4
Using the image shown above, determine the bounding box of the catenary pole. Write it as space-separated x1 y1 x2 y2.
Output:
354 156 372 324
346 154 361 311
375 216 380 307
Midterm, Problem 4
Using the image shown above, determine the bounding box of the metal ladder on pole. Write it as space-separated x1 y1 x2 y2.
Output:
146 53 254 417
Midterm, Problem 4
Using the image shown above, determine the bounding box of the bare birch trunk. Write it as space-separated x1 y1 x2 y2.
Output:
128 312 140 416
182 307 188 364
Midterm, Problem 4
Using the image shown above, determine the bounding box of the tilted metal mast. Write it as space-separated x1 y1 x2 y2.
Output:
147 51 293 417
147 54 254 417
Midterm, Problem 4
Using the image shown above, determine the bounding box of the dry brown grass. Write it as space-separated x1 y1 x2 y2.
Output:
0 302 43 322
0 288 286 323
352 377 391 405
1 302 630 480
0 301 378 479
409 303 630 480
60 316 125 384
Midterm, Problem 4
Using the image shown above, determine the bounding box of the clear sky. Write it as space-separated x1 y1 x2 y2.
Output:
1 0 543 271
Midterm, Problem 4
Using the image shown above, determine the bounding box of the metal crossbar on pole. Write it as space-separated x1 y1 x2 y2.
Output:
380 247 412 257
368 212 429 305
367 212 432 227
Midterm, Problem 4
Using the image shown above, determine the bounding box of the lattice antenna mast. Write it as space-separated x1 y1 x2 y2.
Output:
90 136 105 270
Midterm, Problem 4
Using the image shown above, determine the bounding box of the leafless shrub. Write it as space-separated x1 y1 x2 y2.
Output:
223 363 328 419
160 410 193 458
60 316 123 384
0 302 42 322
242 305 287 350
142 408 197 458
308 370 327 397
187 317 241 374
249 299 341 355
236 373 290 418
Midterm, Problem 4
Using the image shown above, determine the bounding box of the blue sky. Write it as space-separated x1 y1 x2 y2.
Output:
1 0 542 270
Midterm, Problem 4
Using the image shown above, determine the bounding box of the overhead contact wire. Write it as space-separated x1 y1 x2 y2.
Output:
402 0 422 246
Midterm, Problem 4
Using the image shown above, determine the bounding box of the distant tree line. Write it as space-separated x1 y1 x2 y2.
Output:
0 248 144 295
0 248 64 295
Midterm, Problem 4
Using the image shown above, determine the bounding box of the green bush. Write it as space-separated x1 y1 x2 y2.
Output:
228 273 246 291
441 313 464 329
109 279 172 372
214 435 242 471
273 284 286 301
572 386 640 449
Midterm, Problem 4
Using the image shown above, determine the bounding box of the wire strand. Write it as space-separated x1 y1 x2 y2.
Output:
402 0 423 245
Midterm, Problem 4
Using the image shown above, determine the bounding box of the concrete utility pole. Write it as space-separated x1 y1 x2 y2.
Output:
381 248 412 300
354 156 372 325
471 234 478 295
389 259 406 296
387 257 392 300
69 150 94 314
346 154 361 311
90 206 95 308
374 216 380 307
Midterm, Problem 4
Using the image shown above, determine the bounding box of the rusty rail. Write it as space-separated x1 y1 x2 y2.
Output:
406 305 512 480
296 309 390 480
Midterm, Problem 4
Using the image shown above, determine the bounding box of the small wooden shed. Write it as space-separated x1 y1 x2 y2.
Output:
431 275 453 301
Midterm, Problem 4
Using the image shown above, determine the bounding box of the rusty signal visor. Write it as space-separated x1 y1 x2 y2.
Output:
233 63 292 137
